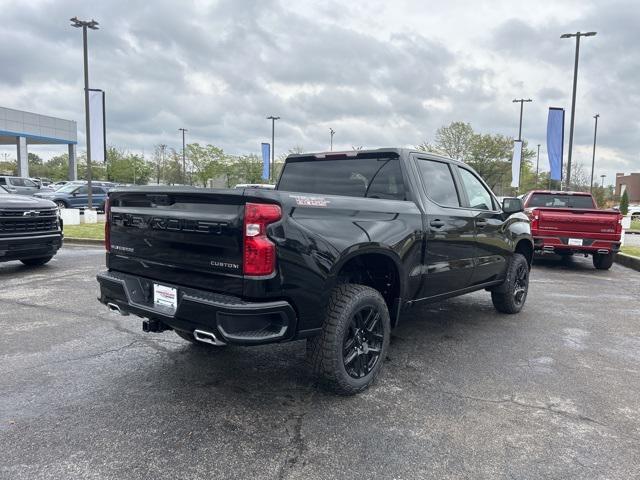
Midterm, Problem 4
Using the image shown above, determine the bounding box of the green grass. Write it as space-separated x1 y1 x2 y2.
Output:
621 246 640 258
64 222 105 240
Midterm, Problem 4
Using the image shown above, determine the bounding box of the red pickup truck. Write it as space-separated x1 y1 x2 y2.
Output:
521 190 622 270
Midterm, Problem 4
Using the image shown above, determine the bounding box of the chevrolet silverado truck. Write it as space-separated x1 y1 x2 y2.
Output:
522 190 622 270
97 148 533 394
0 185 63 265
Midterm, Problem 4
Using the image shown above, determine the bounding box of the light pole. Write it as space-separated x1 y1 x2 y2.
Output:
329 128 335 151
512 98 532 191
590 114 599 193
70 16 99 209
561 31 597 189
536 144 540 188
178 128 187 184
267 116 280 181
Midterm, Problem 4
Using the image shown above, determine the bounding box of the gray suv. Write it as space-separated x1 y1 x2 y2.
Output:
0 176 41 195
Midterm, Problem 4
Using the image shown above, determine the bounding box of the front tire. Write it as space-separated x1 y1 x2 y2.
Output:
491 253 530 314
55 200 67 209
20 256 53 266
307 284 390 395
593 252 614 270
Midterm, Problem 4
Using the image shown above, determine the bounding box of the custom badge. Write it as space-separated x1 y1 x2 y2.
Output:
289 195 330 207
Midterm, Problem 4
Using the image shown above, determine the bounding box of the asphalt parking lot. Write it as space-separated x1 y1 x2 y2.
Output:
1 246 639 479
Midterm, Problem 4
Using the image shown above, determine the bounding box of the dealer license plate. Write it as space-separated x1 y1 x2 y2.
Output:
154 284 177 312
568 238 583 246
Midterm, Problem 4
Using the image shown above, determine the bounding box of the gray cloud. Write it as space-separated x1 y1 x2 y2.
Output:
0 0 637 185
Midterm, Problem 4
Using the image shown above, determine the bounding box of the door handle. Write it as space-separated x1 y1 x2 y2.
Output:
429 219 445 228
476 218 488 228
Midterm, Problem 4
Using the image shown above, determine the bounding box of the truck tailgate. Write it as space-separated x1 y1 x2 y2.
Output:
536 208 620 240
107 189 245 295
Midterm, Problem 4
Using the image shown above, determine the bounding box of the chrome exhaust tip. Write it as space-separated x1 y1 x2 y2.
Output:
193 329 227 346
597 249 610 254
107 302 129 316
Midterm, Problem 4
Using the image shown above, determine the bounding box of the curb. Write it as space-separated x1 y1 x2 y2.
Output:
615 253 640 272
64 237 104 246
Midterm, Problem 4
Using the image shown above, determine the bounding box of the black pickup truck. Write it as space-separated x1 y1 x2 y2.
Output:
0 185 63 265
97 148 533 394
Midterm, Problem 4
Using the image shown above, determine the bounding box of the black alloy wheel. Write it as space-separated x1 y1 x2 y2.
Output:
513 262 529 308
343 305 384 379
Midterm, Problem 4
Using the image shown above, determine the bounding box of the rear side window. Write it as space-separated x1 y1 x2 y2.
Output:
9 178 25 187
416 159 460 207
91 187 105 194
528 193 595 209
278 157 406 200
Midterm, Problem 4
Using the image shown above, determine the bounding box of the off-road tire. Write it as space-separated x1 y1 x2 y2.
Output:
20 256 53 266
592 252 614 270
491 253 529 314
306 284 390 395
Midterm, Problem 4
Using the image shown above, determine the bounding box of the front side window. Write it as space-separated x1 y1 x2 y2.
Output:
416 159 460 207
0 178 6 185
458 168 494 210
278 156 406 200
24 179 36 187
9 177 25 187
76 186 89 195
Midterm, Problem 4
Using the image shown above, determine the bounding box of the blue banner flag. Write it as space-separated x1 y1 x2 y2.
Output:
261 142 271 180
547 107 565 181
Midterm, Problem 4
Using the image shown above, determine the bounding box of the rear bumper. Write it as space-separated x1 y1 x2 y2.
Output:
0 232 63 262
97 270 297 345
533 235 620 254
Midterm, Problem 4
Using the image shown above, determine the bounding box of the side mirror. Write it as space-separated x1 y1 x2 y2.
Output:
502 197 524 214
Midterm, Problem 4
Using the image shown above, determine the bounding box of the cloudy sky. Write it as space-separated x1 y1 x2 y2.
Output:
0 0 638 185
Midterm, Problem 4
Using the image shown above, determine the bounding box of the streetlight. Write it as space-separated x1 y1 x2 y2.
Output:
512 98 532 191
70 16 99 209
590 114 600 193
178 128 187 184
600 174 606 188
329 128 335 151
561 31 597 189
536 144 541 187
267 116 280 181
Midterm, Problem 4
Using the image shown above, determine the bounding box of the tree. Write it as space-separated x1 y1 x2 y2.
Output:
152 144 168 184
106 147 152 184
620 190 629 215
226 154 264 186
418 121 475 160
187 143 227 187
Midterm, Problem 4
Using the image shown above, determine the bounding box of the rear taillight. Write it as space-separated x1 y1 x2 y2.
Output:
243 202 281 276
104 197 111 252
528 208 539 231
616 214 623 235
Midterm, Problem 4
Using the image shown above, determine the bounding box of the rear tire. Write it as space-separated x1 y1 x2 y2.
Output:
20 256 53 266
306 284 390 395
593 252 614 270
491 253 530 314
55 200 67 209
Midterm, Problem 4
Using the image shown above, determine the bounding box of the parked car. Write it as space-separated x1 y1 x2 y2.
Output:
97 148 533 394
627 204 640 221
33 183 109 210
522 190 622 270
0 176 41 195
0 185 63 266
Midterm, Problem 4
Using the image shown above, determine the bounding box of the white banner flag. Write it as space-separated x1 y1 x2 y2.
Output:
88 89 106 162
511 140 523 188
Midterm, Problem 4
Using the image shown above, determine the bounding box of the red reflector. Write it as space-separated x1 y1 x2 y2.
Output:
104 198 111 252
243 203 281 276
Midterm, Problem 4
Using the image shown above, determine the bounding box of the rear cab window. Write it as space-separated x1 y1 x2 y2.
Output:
277 153 406 200
527 193 595 209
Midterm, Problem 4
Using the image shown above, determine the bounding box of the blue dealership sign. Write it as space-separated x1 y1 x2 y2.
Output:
547 107 565 181
261 142 271 180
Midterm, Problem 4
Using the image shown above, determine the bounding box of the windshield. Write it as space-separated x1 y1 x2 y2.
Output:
528 193 595 209
56 184 80 193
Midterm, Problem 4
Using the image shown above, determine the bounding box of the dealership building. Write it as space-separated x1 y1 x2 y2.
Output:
0 106 78 180
615 172 640 203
